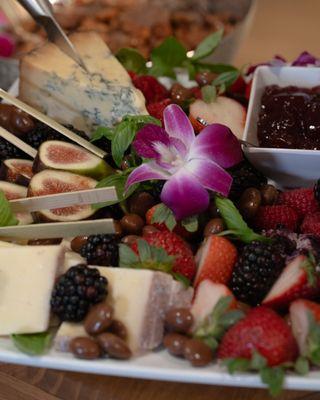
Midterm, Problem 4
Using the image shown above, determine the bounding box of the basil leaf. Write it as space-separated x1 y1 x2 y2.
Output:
150 37 187 78
94 173 139 209
11 332 52 356
112 122 137 167
193 63 239 74
116 48 147 75
191 29 224 61
212 70 240 89
123 115 161 126
91 126 114 142
215 196 269 243
0 190 18 227
201 85 217 103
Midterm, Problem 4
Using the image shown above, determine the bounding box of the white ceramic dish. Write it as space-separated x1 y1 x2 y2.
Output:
243 66 320 188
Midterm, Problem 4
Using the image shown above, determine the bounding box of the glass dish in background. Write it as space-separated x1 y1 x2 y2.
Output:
1 0 255 62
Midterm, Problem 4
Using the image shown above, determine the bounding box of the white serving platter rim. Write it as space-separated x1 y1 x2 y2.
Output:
1 79 320 393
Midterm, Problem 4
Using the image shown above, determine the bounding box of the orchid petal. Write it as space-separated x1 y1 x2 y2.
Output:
292 51 319 66
125 162 169 190
189 123 243 168
133 124 170 159
186 158 232 197
169 137 188 159
160 169 209 220
163 104 195 148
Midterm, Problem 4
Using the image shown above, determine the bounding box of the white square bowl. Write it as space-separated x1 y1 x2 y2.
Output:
243 66 320 188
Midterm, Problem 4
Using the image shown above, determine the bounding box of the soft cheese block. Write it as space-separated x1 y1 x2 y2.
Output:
19 32 147 135
0 245 64 335
55 267 193 354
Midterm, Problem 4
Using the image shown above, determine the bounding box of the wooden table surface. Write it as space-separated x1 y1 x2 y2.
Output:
2 0 320 399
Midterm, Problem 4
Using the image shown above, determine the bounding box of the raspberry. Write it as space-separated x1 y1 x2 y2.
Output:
301 212 320 237
147 99 172 123
253 205 299 232
278 188 319 218
132 75 169 104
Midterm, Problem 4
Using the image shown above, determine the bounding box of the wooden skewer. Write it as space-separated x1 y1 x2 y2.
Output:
0 126 37 158
0 89 107 159
0 218 115 239
9 186 118 213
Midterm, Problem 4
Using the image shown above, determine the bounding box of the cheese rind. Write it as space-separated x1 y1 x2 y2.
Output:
0 245 64 335
19 32 147 135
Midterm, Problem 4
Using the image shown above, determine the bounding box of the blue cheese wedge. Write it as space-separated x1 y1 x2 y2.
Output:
54 267 193 354
0 245 64 335
19 32 147 135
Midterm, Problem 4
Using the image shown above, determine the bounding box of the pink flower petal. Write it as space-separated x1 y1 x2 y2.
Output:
125 162 169 190
186 158 232 197
163 104 195 149
133 124 170 159
160 168 209 220
189 123 242 168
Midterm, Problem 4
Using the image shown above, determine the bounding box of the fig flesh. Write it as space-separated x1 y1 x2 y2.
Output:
0 159 33 186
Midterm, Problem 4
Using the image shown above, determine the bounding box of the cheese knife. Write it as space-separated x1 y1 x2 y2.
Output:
16 0 88 71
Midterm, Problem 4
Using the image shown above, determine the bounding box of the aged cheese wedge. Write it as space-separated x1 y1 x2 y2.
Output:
55 267 193 354
0 245 64 335
19 32 147 135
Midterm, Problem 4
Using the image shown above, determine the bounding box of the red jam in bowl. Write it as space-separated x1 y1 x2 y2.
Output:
257 85 320 150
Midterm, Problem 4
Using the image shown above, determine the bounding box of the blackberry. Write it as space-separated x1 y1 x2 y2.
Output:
228 159 267 200
230 241 285 306
51 264 108 322
25 121 89 149
0 137 28 160
314 179 320 202
80 234 120 266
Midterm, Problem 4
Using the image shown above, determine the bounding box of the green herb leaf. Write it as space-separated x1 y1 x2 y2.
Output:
119 243 139 268
193 63 239 74
212 70 240 89
201 85 217 103
219 309 245 329
215 196 270 244
191 29 224 61
0 190 18 227
306 311 320 365
122 115 161 126
223 357 250 374
11 332 52 356
151 203 177 231
137 239 152 262
250 351 267 370
91 126 114 142
172 272 191 288
150 37 187 78
116 48 147 75
260 367 284 397
294 356 309 375
94 172 139 209
181 215 198 232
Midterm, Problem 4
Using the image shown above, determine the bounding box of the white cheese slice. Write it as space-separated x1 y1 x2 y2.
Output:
0 245 64 335
19 32 147 135
54 267 193 355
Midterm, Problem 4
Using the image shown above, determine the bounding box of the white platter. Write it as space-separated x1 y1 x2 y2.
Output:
1 78 319 394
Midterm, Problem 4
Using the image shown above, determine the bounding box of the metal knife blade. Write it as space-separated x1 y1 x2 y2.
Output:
16 0 88 71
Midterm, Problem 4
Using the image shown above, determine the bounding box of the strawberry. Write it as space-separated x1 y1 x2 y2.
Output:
134 230 196 280
191 280 236 331
290 299 320 355
229 76 246 95
128 70 137 80
262 255 320 309
190 86 202 99
189 115 205 134
253 205 299 231
245 80 252 100
277 188 319 218
147 99 172 123
217 306 298 366
194 235 237 287
132 75 169 104
189 97 246 139
301 211 320 237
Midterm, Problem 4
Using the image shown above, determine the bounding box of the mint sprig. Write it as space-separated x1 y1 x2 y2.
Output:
0 190 18 227
215 196 270 244
11 331 52 356
191 30 224 61
116 48 148 75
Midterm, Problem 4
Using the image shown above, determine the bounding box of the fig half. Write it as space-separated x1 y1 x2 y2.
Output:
0 159 33 186
0 180 33 225
28 169 98 222
34 140 113 180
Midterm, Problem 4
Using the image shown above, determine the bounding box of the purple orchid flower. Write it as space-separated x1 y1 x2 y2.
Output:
292 51 320 66
125 104 242 220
